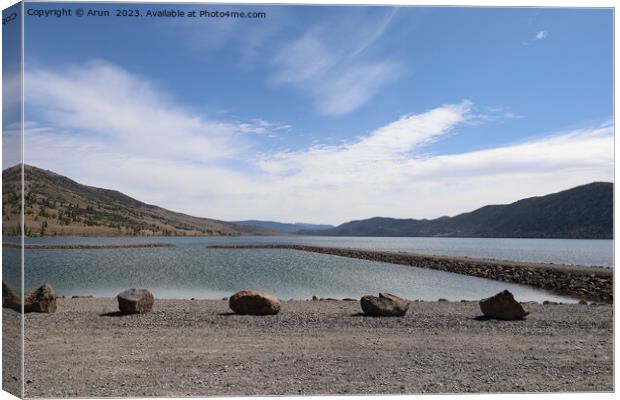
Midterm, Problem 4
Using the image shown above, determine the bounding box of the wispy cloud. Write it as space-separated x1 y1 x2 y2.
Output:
2 70 21 125
2 70 23 169
271 9 403 116
257 100 473 177
24 61 284 164
523 30 549 45
19 61 613 224
252 117 612 223
168 8 402 117
535 30 548 40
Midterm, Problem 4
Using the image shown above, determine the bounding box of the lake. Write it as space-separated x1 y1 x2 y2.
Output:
3 236 613 303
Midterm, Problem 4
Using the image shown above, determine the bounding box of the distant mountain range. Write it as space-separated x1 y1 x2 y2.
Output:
299 182 613 239
2 164 612 239
2 164 272 237
231 220 334 234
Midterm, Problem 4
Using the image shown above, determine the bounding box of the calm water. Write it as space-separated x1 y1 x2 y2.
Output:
3 236 613 303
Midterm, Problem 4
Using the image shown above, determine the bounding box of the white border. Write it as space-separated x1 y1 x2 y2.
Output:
0 1 616 400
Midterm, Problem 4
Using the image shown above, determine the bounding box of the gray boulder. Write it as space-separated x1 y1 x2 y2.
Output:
117 288 154 314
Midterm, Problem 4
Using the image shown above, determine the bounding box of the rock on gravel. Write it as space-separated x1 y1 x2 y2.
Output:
360 293 409 317
2 283 21 311
229 290 281 315
3 283 57 313
117 288 154 315
479 290 528 320
24 283 57 313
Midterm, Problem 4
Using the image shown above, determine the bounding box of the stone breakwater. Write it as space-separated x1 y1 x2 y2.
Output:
3 243 175 250
209 244 613 303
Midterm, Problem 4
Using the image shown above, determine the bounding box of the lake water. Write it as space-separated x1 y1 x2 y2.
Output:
2 236 613 303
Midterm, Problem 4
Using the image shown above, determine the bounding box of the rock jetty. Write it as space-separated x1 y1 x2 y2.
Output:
208 244 613 303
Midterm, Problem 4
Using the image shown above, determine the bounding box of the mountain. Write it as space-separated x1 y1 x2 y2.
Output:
299 182 613 239
2 164 272 237
232 220 334 234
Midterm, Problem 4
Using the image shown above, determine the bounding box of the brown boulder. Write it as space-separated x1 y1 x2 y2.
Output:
229 290 281 315
24 283 57 313
2 283 21 311
360 293 409 317
3 283 57 313
117 288 154 314
479 290 528 320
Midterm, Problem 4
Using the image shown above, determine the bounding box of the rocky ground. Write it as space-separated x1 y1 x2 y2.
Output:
6 298 613 397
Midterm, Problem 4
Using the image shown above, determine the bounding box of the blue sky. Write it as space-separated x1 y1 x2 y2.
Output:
5 3 614 224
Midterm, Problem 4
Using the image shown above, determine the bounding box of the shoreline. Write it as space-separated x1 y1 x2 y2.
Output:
2 242 176 249
7 298 612 397
208 244 613 303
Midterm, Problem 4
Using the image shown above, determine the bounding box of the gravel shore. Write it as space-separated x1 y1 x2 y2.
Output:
5 298 613 397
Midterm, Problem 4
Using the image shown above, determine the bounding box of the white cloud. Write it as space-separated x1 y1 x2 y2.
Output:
2 123 22 169
2 70 21 125
251 105 612 223
167 8 401 117
18 62 613 225
23 61 287 165
535 30 548 40
271 10 402 116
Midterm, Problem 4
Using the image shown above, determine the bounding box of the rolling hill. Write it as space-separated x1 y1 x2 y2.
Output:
3 165 612 239
299 182 613 239
232 220 334 233
2 164 271 237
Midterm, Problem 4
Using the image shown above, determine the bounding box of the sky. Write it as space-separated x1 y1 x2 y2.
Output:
2 3 614 224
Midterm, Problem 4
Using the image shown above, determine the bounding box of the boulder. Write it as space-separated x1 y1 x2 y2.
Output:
360 293 409 317
3 283 57 313
117 288 154 314
24 283 57 313
2 283 21 311
229 290 281 315
479 290 528 320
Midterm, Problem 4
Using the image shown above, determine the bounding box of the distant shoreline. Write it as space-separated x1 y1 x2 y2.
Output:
2 232 614 240
209 244 613 303
1 233 614 239
2 243 175 250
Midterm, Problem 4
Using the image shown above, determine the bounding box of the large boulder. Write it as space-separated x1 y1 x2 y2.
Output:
117 288 154 315
3 283 57 313
479 290 529 320
2 283 21 311
360 293 409 317
24 283 57 313
229 290 281 315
